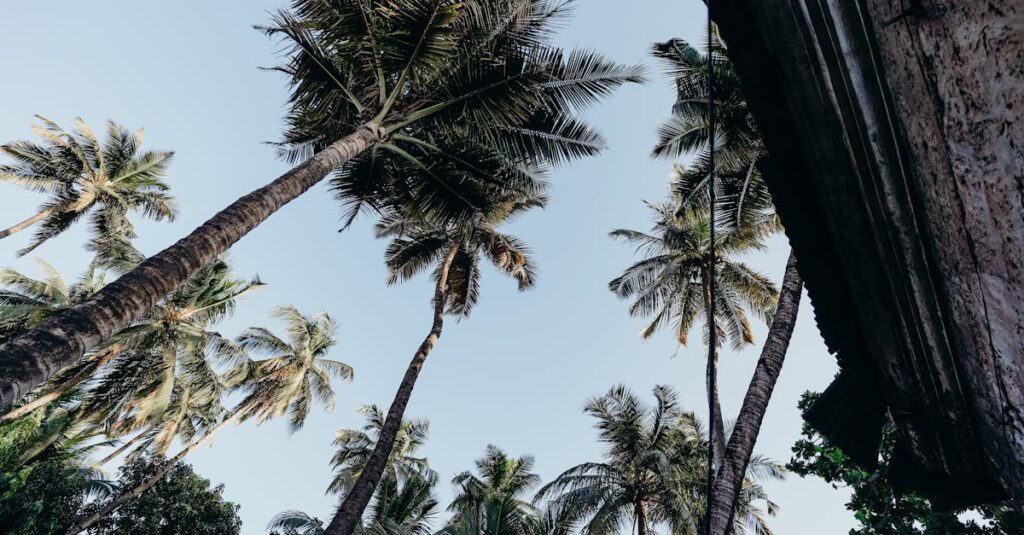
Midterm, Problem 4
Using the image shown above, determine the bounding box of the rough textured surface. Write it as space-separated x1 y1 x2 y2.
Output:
714 0 1023 505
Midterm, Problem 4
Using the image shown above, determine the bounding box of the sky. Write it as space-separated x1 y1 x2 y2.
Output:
1 1 855 533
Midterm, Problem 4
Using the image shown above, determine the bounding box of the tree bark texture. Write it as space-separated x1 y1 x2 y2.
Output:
706 252 801 535
324 244 460 535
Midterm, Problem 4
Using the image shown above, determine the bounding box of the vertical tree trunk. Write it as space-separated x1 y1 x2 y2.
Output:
0 348 119 424
0 125 382 409
700 266 725 535
700 269 727 470
324 244 460 535
64 407 244 535
0 207 55 239
706 252 801 535
635 501 649 535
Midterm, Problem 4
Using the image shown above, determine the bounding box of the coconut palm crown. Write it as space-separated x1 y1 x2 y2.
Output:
609 201 776 348
265 0 644 226
330 404 433 495
0 116 175 254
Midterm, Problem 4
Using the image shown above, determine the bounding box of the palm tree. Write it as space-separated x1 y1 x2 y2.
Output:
329 404 433 495
360 472 439 535
441 445 541 535
536 385 782 535
96 372 223 467
650 30 804 534
0 116 175 253
0 0 641 409
269 510 326 535
535 385 704 535
327 189 540 534
82 258 262 428
65 305 353 534
269 449 438 535
609 202 777 473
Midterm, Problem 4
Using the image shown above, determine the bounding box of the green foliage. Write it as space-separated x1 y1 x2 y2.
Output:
0 411 109 535
262 0 642 228
789 392 1023 534
376 186 541 318
225 304 353 433
535 385 781 535
0 116 176 255
330 404 433 495
0 457 90 535
441 445 541 535
85 456 242 535
269 509 326 535
610 203 777 348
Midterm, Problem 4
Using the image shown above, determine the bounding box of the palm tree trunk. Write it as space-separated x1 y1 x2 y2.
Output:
96 431 149 467
64 407 244 535
324 244 460 535
635 501 649 535
706 252 801 535
700 269 727 470
0 207 55 239
0 348 118 424
701 266 726 535
0 124 382 409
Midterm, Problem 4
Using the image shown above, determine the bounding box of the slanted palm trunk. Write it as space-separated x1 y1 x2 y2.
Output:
0 207 56 239
325 244 460 535
64 407 246 535
0 348 119 424
706 252 801 535
0 125 382 409
96 430 149 467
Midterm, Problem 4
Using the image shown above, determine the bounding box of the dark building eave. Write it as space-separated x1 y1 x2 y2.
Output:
713 1 1024 505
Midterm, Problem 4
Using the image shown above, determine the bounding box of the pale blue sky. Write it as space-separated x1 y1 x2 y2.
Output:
1 2 854 533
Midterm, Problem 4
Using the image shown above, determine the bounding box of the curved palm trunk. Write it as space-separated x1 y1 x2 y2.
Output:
0 207 55 239
96 430 149 467
0 348 118 424
706 252 801 535
325 244 460 535
64 407 244 535
0 125 382 409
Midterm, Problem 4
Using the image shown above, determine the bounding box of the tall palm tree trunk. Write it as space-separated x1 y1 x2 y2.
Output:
700 266 726 535
0 125 382 409
635 501 649 535
700 268 727 469
64 407 245 535
706 252 801 535
325 244 460 535
96 430 149 467
0 348 118 424
0 207 56 239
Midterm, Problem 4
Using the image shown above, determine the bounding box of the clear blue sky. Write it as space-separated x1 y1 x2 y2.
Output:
1 2 854 533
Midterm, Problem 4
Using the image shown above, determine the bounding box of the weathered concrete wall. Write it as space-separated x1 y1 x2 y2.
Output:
713 0 1024 504
863 0 1024 501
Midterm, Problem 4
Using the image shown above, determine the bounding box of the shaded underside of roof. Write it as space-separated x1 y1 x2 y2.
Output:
713 1 1023 506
